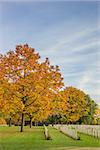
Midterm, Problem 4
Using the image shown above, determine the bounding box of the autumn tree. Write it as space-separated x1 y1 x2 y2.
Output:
57 87 90 124
0 44 64 132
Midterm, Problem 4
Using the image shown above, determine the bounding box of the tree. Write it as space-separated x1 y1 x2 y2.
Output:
78 95 97 124
59 87 89 123
0 44 64 132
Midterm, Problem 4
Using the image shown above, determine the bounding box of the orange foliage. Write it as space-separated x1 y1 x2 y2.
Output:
58 87 89 123
0 44 64 130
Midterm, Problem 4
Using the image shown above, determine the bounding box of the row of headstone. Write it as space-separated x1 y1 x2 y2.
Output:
67 125 100 139
54 124 100 139
54 125 80 140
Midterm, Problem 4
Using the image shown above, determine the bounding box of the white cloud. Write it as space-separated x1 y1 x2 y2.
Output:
45 26 99 53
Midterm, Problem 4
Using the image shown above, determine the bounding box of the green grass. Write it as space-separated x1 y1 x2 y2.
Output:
0 126 100 150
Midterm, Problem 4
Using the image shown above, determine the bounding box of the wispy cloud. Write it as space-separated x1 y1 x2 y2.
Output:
40 26 99 103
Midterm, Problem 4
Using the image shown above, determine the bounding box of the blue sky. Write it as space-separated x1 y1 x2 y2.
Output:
0 1 100 104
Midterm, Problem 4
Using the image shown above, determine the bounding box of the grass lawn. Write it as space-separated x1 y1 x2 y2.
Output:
0 126 100 150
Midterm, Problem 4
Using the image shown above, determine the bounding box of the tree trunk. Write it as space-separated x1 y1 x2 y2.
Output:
20 113 24 132
9 117 12 127
30 117 32 128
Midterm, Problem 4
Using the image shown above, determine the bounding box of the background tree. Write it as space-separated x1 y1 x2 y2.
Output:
57 87 89 124
78 95 97 124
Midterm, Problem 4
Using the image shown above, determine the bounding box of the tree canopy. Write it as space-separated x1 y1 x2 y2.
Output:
0 44 64 131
